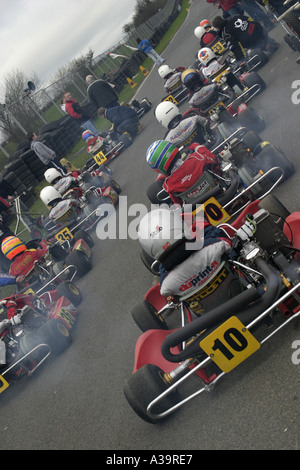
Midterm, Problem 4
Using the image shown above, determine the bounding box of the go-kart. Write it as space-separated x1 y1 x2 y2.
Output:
146 129 294 208
273 0 300 52
161 71 189 106
124 193 300 423
0 282 81 394
83 130 125 167
9 230 94 288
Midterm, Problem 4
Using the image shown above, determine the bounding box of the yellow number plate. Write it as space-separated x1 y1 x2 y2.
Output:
192 197 230 226
55 227 73 243
94 151 107 166
0 375 9 393
57 309 75 329
211 41 226 54
163 94 178 104
200 316 260 372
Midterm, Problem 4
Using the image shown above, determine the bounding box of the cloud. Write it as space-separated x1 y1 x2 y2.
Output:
0 0 136 83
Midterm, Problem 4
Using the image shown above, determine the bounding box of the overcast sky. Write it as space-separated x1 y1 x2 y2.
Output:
0 0 137 99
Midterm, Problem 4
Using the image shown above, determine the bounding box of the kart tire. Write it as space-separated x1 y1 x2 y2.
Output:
254 145 295 182
247 49 268 70
131 300 168 332
110 179 122 194
19 319 71 359
140 249 160 276
56 280 82 306
65 249 92 278
123 364 180 423
258 194 290 230
49 243 68 262
146 180 169 205
283 34 300 52
241 71 266 95
72 229 94 248
237 108 265 134
241 131 262 153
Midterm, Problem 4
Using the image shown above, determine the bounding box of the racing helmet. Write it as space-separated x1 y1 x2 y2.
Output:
44 168 63 185
146 140 180 176
181 68 203 91
198 47 216 66
82 130 96 144
1 236 26 260
158 65 174 79
200 19 211 30
138 208 192 263
40 186 62 207
194 26 206 40
155 101 181 129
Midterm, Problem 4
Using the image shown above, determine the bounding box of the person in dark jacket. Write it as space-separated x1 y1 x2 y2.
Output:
85 75 119 110
98 105 142 138
212 14 270 60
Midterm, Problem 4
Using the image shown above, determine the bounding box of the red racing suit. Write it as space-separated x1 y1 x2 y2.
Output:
162 143 218 205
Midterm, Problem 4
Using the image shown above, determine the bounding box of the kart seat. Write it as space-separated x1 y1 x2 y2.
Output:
283 212 300 260
188 84 218 108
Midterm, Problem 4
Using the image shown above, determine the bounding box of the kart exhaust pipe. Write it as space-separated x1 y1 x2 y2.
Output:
161 258 281 363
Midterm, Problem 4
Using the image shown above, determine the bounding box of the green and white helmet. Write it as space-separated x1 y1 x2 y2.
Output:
146 140 179 175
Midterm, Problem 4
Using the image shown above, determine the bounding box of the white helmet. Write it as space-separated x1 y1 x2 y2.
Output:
198 47 216 66
194 26 206 40
155 101 181 129
158 64 174 79
138 208 191 262
44 168 62 185
40 186 62 207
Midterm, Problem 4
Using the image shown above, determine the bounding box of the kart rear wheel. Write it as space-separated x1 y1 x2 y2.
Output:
56 280 82 306
124 364 180 423
146 180 169 205
254 145 295 182
131 300 168 332
241 71 266 95
140 248 160 276
241 131 262 153
238 107 265 134
19 318 71 360
258 194 290 230
284 34 300 52
72 229 94 248
65 249 92 278
109 179 121 194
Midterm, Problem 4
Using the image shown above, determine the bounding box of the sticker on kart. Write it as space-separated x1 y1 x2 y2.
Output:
55 227 73 243
163 94 178 104
94 150 108 167
211 41 226 55
56 308 76 330
0 375 9 393
192 197 230 226
200 316 260 372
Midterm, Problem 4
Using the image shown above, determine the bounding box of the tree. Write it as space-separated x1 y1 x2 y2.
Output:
0 69 41 142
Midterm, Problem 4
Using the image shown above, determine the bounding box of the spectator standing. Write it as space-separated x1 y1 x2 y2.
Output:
85 75 119 110
27 132 66 173
63 91 100 135
239 1 275 30
206 0 244 16
136 37 165 66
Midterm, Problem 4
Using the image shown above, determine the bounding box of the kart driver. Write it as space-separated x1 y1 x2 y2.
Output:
146 140 218 205
194 20 220 48
138 207 232 298
158 64 186 93
155 101 210 148
1 236 45 281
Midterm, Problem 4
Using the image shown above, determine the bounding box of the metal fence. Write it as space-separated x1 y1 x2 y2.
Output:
0 0 181 159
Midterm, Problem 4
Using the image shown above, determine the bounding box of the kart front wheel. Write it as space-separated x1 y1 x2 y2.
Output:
254 145 295 182
65 249 92 278
124 364 180 423
72 229 94 248
56 280 82 306
131 300 168 332
238 107 265 134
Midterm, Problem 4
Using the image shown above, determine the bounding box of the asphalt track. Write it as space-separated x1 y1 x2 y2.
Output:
0 1 299 451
